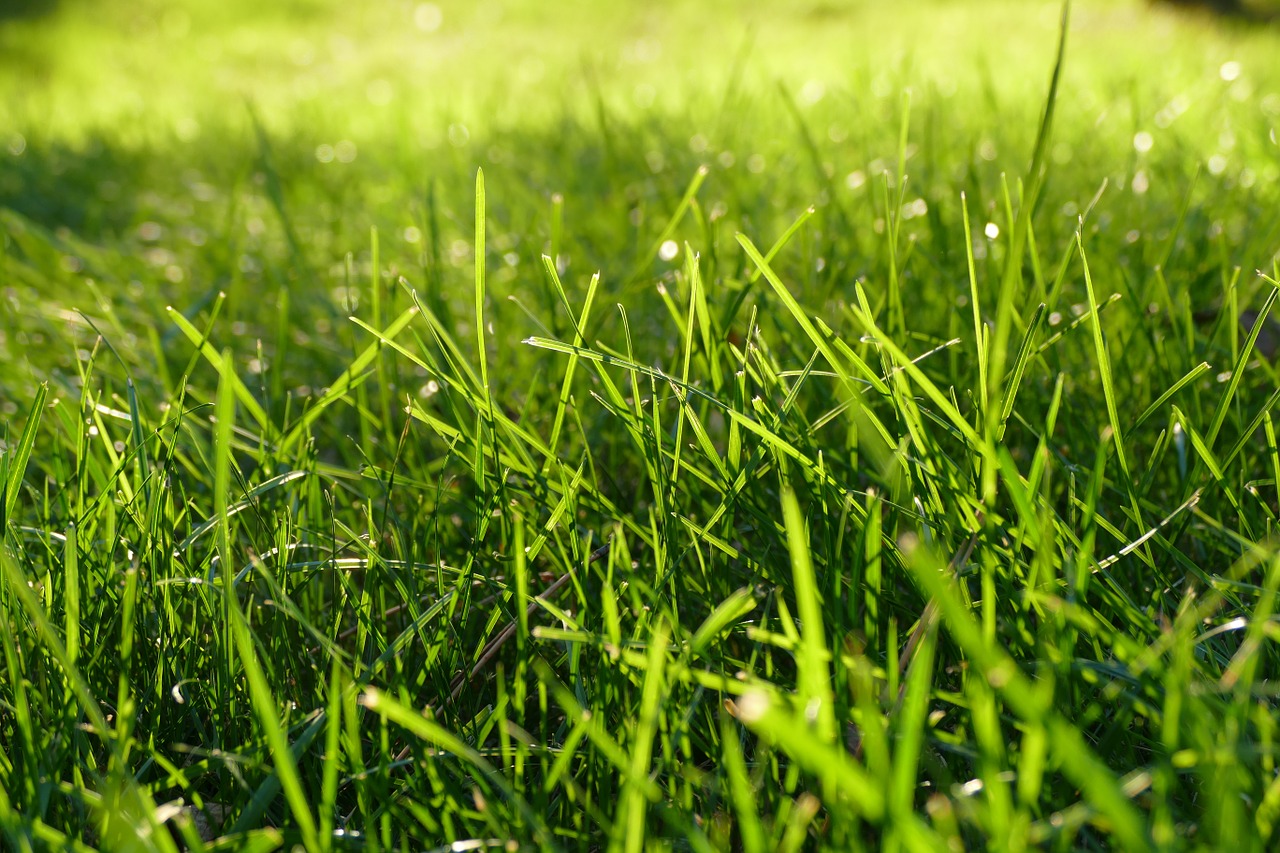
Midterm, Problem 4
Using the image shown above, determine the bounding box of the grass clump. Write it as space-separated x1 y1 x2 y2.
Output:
3 0 1280 849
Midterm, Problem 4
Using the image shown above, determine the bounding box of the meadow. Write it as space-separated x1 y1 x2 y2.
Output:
3 0 1280 849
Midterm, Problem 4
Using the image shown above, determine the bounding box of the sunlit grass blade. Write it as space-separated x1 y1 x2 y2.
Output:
166 304 274 439
359 687 554 848
626 165 709 286
278 305 420 454
998 302 1046 436
1132 362 1212 431
227 610 321 851
689 587 757 657
731 689 885 822
2 382 46 530
1207 285 1278 448
737 233 889 397
779 476 835 741
617 620 670 853
900 539 1152 851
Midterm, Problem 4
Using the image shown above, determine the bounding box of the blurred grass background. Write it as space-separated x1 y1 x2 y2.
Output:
3 0 1279 404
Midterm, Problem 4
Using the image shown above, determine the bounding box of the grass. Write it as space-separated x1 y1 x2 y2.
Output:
3 0 1280 849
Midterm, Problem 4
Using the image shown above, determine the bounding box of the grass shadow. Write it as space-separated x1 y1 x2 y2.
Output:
0 0 59 22
1152 0 1280 22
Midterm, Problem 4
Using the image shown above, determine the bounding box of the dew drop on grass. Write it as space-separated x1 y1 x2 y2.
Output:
736 690 770 723
984 222 1000 240
633 84 656 108
1220 61 1242 82
518 57 545 83
367 79 393 106
799 79 826 105
288 37 314 66
658 240 679 262
449 239 470 266
414 3 442 33
1133 131 1154 154
901 198 928 220
174 117 199 141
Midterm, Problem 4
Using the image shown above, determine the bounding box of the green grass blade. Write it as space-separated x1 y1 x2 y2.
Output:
689 587 757 658
1207 285 1278 448
3 382 47 530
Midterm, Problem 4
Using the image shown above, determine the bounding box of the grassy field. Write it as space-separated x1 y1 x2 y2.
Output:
3 0 1280 849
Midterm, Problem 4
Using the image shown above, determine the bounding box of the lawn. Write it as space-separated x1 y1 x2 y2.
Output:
3 0 1280 849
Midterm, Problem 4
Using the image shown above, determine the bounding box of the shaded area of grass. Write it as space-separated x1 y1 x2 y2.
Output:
1154 0 1280 21
0 0 58 22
